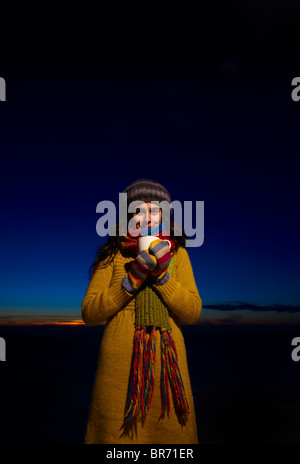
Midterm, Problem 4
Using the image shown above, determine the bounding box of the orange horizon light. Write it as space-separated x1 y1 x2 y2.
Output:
0 317 86 327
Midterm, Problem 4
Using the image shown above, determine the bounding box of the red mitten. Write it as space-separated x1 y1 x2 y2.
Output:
149 238 172 285
122 250 157 294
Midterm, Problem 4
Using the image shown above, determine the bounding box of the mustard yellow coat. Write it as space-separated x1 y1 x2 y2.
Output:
81 246 202 444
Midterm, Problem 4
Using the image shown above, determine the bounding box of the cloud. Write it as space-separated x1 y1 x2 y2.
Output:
203 302 300 313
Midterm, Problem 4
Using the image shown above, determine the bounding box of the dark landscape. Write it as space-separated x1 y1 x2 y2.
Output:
1 323 300 444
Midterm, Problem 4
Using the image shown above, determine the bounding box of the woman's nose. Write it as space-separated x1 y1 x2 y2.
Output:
142 211 151 227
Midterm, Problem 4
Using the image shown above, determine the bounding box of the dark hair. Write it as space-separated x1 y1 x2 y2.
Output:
89 220 186 279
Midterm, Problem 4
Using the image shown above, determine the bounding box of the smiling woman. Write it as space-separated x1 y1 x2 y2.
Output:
131 202 162 230
81 179 202 444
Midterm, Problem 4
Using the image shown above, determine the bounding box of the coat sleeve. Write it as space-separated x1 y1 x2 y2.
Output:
81 258 132 326
153 247 202 324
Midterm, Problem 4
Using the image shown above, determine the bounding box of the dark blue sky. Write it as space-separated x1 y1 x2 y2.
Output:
1 2 300 323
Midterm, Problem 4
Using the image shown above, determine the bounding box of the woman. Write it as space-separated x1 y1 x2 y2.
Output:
81 179 202 444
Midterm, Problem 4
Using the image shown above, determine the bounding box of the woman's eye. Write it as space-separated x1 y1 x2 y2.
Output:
135 209 146 217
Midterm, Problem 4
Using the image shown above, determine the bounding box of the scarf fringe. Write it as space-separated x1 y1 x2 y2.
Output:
124 326 189 425
160 330 189 425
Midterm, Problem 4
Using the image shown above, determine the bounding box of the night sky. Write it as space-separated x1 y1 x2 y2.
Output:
1 2 300 325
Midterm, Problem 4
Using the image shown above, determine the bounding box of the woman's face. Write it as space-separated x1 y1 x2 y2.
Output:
131 202 162 230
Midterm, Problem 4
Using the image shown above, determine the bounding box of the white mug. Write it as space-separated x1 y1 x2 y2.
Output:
138 235 171 253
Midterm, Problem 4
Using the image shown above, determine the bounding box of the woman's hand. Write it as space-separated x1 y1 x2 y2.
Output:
149 238 172 284
122 250 157 293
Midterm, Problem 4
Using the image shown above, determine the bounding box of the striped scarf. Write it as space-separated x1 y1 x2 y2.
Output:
121 226 189 427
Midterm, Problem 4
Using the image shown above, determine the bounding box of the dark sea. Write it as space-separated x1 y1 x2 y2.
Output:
0 323 300 444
